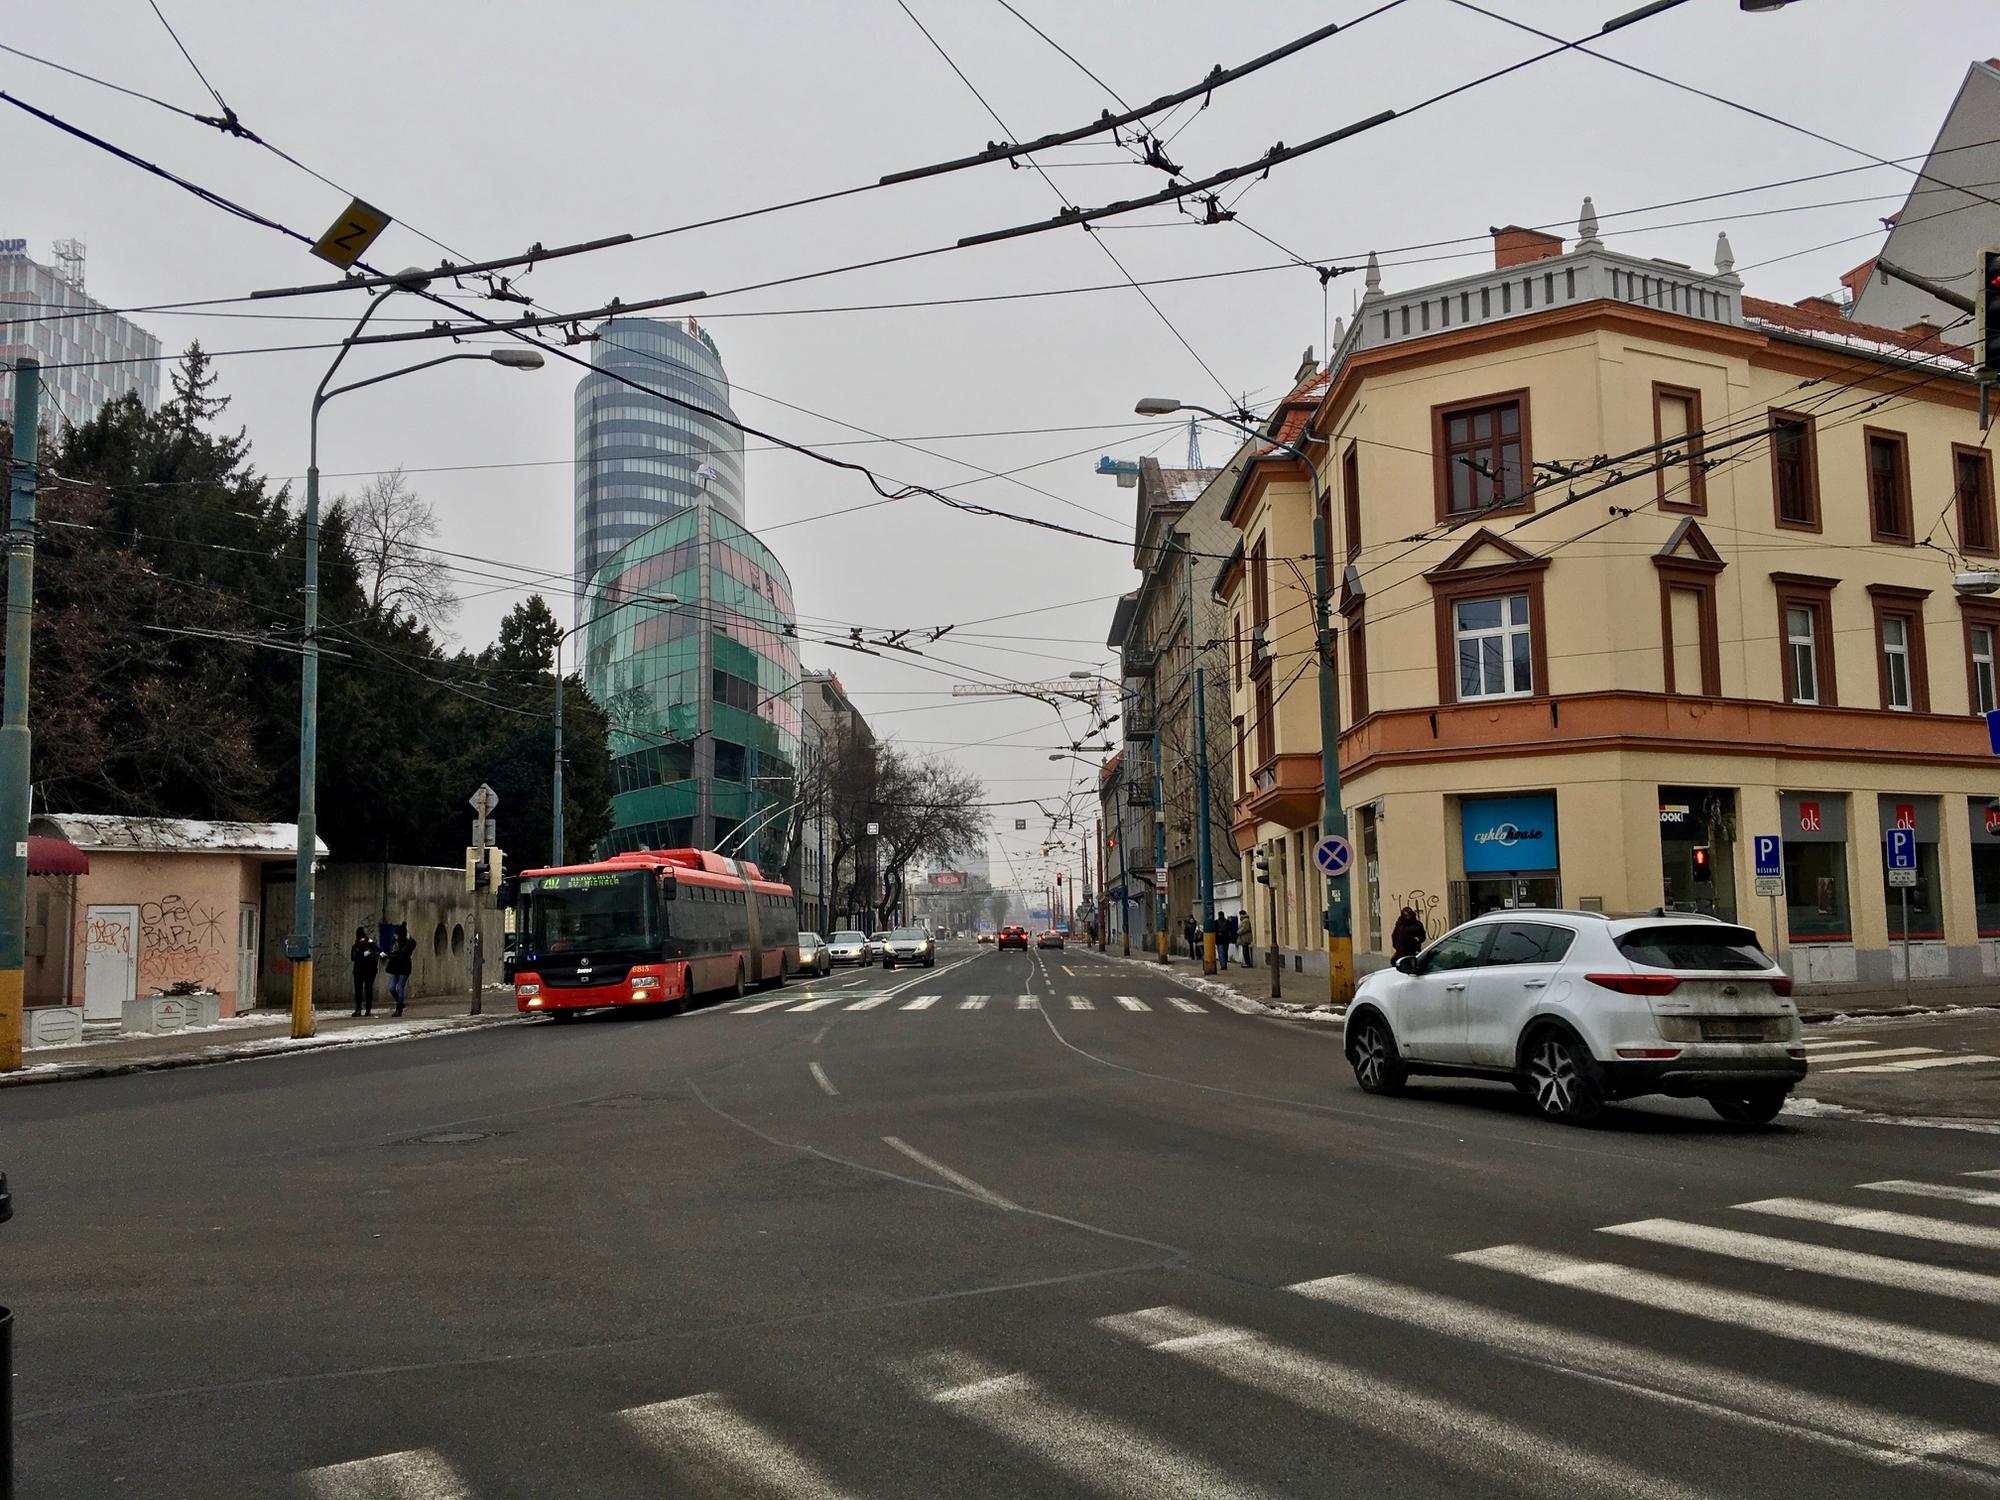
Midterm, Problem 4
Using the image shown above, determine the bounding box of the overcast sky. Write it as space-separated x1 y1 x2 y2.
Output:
7 0 1992 892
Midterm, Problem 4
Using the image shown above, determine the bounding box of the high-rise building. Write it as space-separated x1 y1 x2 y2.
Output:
575 318 801 870
0 239 161 434
573 316 746 601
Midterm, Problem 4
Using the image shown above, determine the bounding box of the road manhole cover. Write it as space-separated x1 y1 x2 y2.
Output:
411 1130 497 1144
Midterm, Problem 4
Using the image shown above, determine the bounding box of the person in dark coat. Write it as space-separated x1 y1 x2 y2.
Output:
385 931 414 1017
1391 907 1428 963
350 927 380 1016
1217 912 1233 969
1183 916 1200 959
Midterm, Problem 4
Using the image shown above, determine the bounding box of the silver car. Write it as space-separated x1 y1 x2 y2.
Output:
795 932 833 978
880 927 935 969
826 930 872 967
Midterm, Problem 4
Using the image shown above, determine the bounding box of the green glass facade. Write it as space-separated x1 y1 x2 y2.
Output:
582 507 801 870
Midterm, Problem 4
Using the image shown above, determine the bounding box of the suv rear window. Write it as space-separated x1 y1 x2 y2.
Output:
1616 924 1770 971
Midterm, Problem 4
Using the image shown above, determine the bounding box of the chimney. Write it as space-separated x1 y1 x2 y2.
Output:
1904 317 1947 344
1793 295 1841 315
1491 225 1564 269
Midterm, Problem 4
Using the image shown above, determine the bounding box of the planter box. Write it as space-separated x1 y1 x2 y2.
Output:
121 996 193 1034
183 992 221 1028
26 1006 84 1048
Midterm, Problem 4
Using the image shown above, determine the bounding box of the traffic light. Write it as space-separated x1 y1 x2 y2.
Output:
466 846 504 893
1980 247 2000 380
1056 873 1063 886
1253 850 1271 886
1691 845 1713 884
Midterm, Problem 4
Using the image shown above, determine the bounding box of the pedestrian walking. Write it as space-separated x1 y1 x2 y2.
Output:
349 927 381 1016
1217 912 1234 969
1238 914 1252 968
385 930 414 1017
1391 906 1428 963
1183 916 1199 959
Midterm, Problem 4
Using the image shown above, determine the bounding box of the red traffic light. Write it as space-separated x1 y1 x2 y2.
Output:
1692 845 1713 882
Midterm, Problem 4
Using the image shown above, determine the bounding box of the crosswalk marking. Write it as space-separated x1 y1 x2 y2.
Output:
1862 1179 2000 1209
1069 994 1093 1009
1600 1218 2000 1305
901 995 939 1010
1016 995 1037 1009
899 1349 1247 1500
958 994 987 1009
1806 1047 1941 1067
1165 995 1206 1012
619 1391 858 1499
1115 996 1150 1011
844 996 891 1010
1100 1305 1712 1500
1800 1037 1878 1049
1736 1196 2000 1250
785 997 846 1011
298 1448 475 1499
1291 1272 2000 1473
1839 1053 1998 1073
1457 1243 2000 1386
1971 1169 2000 1180
737 996 799 1013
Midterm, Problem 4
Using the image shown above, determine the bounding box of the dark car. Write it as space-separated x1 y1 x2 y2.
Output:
1037 930 1065 950
996 924 1029 951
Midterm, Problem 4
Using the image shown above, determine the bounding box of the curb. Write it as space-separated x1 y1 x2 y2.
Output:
1 1013 525 1090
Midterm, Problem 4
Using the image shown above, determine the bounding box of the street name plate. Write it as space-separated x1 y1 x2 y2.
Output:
1888 866 1918 888
1753 875 1783 897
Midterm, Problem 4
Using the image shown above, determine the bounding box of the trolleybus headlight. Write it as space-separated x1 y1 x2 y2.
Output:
631 975 661 989
518 983 541 998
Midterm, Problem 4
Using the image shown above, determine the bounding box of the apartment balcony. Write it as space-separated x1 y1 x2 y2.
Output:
1123 703 1156 740
1125 778 1154 809
1122 643 1157 678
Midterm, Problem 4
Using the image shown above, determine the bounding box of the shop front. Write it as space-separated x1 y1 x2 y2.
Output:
1657 787 1737 921
1878 794 1947 979
1451 793 1561 926
1971 796 2000 972
1779 792 1855 983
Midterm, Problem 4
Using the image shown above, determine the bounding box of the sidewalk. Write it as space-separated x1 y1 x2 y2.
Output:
4 988 522 1089
1087 944 2000 1024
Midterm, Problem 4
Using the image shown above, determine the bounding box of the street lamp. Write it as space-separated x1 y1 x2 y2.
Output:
551 592 679 865
1136 394 1351 1002
1956 571 2000 596
288 286 543 1039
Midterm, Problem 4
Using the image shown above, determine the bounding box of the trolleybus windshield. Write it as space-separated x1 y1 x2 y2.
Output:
521 871 656 956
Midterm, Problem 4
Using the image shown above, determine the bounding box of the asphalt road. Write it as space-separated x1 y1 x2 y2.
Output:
5 941 1999 1499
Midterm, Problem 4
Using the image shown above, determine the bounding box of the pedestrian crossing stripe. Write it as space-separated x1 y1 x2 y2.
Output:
724 993 1213 1016
1807 1047 1940 1067
1838 1053 1998 1073
1069 995 1093 1009
1017 995 1037 1009
844 996 891 1010
1165 995 1204 1012
902 995 939 1010
959 995 986 1009
1115 996 1149 1011
293 1163 2000 1499
784 996 845 1011
736 996 797 1013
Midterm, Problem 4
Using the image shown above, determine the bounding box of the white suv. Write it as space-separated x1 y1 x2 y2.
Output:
1342 912 1805 1126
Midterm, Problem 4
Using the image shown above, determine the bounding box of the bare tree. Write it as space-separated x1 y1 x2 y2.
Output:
337 469 457 628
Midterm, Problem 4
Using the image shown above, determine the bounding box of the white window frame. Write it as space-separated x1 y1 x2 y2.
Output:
1974 625 1997 716
1786 605 1819 706
1883 615 1913 711
1453 593 1534 700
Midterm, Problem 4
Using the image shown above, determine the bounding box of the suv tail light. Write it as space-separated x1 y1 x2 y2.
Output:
1585 972 1680 996
1768 974 1794 997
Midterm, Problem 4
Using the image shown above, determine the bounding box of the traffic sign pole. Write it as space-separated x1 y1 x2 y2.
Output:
1752 836 1785 976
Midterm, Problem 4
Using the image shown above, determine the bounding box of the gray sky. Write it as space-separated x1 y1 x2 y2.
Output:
7 0 1992 889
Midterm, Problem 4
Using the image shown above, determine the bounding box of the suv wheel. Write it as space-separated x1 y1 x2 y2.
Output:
1348 1015 1406 1095
1709 1088 1788 1126
1526 1031 1605 1125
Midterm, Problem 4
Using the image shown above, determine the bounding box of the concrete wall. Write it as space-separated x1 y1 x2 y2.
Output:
259 864 506 1009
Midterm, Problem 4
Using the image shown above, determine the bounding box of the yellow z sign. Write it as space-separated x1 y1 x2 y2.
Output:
310 199 391 270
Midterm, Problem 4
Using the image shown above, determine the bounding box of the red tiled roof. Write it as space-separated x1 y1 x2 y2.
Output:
1741 295 1971 363
1261 369 1330 452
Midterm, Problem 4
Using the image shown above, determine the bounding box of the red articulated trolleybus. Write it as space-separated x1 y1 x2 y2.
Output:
512 849 800 1020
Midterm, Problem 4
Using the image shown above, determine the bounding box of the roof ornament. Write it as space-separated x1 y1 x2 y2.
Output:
1360 250 1383 304
1713 230 1742 286
1331 315 1346 348
1576 196 1603 252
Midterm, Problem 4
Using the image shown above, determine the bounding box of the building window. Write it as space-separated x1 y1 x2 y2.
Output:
1453 594 1533 699
1232 614 1243 687
1970 615 1999 716
1774 575 1837 707
1786 606 1820 705
1653 384 1705 512
1254 674 1274 764
1957 444 1997 557
1233 714 1246 791
1868 585 1930 714
1770 410 1819 529
1865 429 1912 544
1346 605 1370 721
1434 393 1530 521
1342 443 1362 562
1250 538 1269 628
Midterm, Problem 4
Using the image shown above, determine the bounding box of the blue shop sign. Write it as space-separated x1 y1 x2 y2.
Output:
1462 795 1559 874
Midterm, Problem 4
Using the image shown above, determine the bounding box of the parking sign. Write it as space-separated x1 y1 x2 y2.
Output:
1886 827 1917 871
1753 836 1780 879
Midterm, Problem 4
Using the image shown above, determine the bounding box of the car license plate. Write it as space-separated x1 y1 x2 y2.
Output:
1700 1018 1770 1041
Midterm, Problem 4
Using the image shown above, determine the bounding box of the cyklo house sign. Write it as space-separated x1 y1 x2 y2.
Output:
1462 794 1559 874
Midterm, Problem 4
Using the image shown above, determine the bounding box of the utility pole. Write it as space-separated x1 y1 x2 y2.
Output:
1185 544 1217 975
1096 816 1106 952
0 358 40 1073
1152 672 1167 964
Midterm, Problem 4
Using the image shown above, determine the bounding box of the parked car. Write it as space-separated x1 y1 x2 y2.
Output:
795 932 832 978
1341 911 1805 1127
996 925 1029 952
881 927 936 969
1037 930 1064 950
826 930 872 967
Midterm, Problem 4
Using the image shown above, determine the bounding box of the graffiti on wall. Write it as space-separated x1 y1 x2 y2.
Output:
1390 889 1444 943
85 914 131 953
138 893 226 986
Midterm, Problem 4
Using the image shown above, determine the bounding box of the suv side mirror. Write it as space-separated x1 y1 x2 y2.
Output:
1394 955 1417 975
